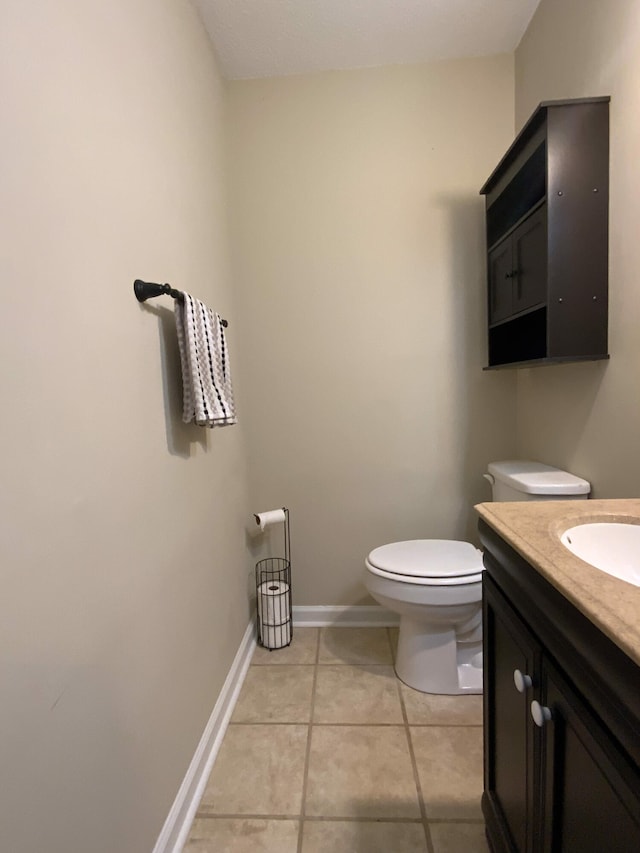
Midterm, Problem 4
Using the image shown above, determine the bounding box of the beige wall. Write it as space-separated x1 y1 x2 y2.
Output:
229 57 517 606
0 1 252 851
515 0 640 496
14 1 634 846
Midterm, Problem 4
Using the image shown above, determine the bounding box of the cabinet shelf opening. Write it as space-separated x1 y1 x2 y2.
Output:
488 308 547 367
486 142 546 247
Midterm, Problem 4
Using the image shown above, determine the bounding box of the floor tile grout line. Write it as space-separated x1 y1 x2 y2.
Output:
196 811 486 825
295 629 321 853
395 643 436 853
229 720 482 727
314 628 321 665
196 813 302 820
385 625 395 658
427 818 488 825
253 662 406 667
303 815 428 824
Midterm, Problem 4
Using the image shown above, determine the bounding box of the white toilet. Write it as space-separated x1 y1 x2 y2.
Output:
364 461 590 694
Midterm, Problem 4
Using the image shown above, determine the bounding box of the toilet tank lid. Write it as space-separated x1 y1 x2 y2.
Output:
488 460 591 495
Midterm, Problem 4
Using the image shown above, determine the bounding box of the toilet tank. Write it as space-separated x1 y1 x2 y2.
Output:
486 461 590 502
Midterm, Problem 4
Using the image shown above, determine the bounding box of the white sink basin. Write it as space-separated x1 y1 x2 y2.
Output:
560 522 640 587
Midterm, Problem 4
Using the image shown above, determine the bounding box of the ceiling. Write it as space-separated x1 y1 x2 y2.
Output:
194 0 541 80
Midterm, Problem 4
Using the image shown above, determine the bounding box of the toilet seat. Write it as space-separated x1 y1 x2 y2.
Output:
366 540 484 586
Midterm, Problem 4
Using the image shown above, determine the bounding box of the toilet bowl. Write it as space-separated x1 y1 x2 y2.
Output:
365 540 484 694
364 460 591 695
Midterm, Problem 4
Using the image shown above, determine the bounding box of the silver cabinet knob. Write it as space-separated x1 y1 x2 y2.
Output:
513 669 533 693
531 700 552 727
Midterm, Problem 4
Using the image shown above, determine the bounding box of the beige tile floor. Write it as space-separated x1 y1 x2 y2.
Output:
184 628 489 853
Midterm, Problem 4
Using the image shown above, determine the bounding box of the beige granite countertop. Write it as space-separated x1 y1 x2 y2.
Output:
475 498 640 667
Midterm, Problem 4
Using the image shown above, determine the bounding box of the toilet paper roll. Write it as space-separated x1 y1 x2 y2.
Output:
261 621 292 650
254 508 287 531
257 580 291 627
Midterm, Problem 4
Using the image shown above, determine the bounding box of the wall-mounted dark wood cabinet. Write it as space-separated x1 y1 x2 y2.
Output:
480 98 610 369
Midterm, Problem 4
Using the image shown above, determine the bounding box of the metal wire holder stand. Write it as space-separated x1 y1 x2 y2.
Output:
255 509 292 650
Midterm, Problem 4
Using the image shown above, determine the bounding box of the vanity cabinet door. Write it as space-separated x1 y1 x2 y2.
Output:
539 659 640 853
483 575 541 853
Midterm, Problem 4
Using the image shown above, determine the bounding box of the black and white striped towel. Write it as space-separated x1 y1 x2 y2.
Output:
174 293 236 427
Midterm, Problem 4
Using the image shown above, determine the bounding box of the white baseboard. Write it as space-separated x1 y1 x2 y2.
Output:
152 620 256 853
293 605 399 627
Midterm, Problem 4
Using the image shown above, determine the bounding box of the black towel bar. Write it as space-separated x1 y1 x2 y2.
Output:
133 279 228 327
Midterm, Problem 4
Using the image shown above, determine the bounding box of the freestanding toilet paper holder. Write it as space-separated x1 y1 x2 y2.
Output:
254 508 292 650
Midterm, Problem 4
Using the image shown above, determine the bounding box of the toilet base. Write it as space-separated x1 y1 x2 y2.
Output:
395 616 483 694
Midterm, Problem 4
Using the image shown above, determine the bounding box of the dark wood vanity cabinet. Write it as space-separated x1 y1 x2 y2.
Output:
480 520 640 853
480 98 609 368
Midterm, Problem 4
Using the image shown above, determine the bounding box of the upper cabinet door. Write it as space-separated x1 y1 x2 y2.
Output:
488 237 514 325
512 206 547 316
